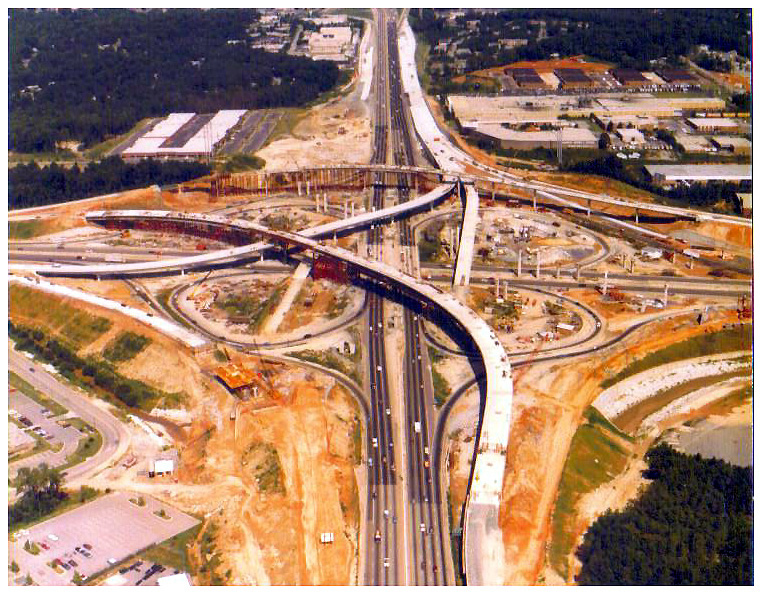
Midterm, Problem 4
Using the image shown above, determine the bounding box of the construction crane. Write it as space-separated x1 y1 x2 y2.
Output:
737 294 752 320
189 270 213 299
248 335 287 404
511 340 545 385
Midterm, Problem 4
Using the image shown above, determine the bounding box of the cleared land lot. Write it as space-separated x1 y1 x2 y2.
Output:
9 491 199 586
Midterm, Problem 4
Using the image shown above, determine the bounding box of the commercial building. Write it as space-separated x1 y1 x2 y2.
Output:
710 136 751 155
611 68 650 87
123 111 247 160
615 128 646 145
675 132 714 153
508 67 546 89
467 123 598 150
592 114 658 131
307 26 354 62
657 68 699 84
644 164 751 186
686 118 741 133
447 94 726 127
554 68 594 89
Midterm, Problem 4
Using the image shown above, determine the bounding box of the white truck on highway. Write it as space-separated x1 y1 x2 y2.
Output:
414 421 421 433
104 255 125 263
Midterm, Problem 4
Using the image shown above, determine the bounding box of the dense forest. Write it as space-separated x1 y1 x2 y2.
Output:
576 443 752 585
412 9 751 72
9 157 211 209
9 9 340 152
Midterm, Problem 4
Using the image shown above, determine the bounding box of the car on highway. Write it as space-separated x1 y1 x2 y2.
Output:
374 530 382 543
383 558 390 568
420 522 426 533
372 437 378 448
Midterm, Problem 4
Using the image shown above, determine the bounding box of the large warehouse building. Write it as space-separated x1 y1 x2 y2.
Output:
123 110 247 160
467 123 598 150
644 164 751 186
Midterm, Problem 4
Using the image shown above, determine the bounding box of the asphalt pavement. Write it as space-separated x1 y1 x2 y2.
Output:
8 348 131 485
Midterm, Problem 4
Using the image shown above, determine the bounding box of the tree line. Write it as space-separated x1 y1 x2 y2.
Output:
10 9 340 152
576 443 751 585
411 9 750 74
10 322 177 410
10 157 210 209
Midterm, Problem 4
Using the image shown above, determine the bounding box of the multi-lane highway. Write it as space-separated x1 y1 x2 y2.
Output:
364 9 399 585
386 10 449 585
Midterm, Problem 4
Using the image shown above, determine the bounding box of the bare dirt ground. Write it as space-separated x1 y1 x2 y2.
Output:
466 303 743 585
258 98 372 170
175 369 360 585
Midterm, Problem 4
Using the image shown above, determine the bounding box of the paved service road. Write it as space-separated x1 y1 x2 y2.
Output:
8 348 131 484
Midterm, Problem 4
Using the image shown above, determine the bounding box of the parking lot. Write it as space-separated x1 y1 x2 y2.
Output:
9 389 85 477
104 559 184 586
9 491 199 586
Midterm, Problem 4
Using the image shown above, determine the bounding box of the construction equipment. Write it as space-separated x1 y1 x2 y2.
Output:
737 294 752 320
512 339 545 384
189 270 213 299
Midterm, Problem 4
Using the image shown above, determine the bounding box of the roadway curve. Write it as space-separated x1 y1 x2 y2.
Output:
8 347 131 484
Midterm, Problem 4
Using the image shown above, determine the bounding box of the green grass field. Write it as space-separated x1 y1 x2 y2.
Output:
601 325 752 389
103 331 152 363
140 524 202 573
549 407 631 580
9 220 47 240
10 285 112 350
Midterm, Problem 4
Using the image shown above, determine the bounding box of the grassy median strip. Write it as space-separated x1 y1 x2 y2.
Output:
9 371 68 416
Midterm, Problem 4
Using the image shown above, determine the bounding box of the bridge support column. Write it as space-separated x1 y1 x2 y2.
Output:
663 284 669 307
635 208 639 224
495 277 499 296
315 193 320 212
536 250 541 278
556 264 561 278
602 270 608 296
517 249 522 277
532 189 537 212
575 264 581 281
344 201 348 219
323 193 328 212
264 174 268 198
587 199 592 216
306 179 311 196
297 180 302 196
351 202 355 217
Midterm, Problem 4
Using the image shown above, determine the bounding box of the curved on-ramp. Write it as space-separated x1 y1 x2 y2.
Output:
24 206 515 585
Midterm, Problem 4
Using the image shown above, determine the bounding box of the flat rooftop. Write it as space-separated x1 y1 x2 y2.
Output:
554 68 592 83
216 363 259 390
645 163 751 180
611 68 649 83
